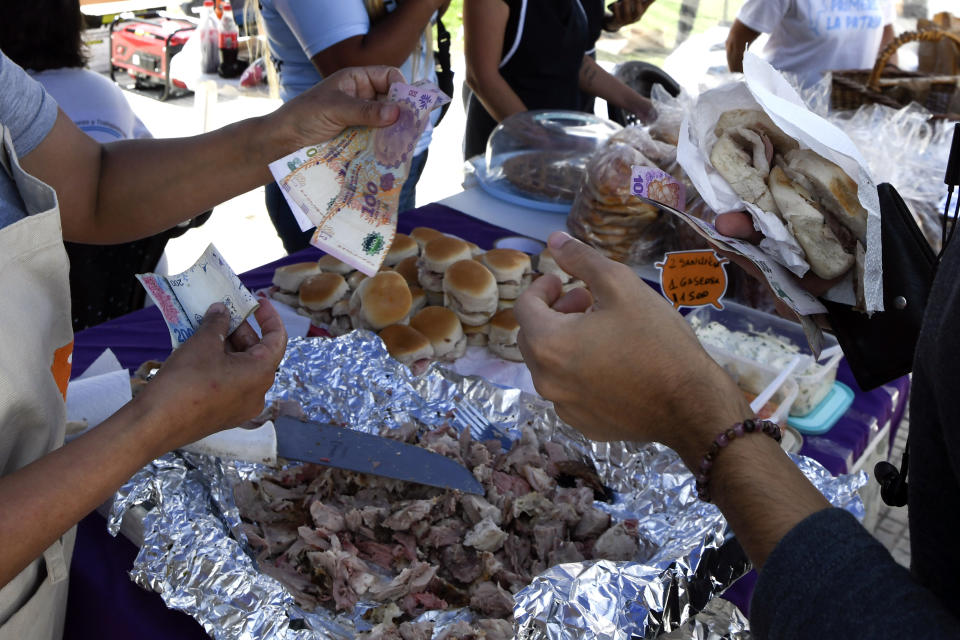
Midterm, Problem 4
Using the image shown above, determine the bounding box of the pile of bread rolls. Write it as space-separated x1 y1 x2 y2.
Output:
270 228 582 371
709 109 867 285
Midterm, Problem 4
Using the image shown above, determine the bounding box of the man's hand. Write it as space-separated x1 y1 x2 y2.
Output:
515 232 750 463
604 0 655 32
265 66 406 157
136 297 287 453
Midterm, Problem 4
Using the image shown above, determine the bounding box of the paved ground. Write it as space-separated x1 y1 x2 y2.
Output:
121 62 912 569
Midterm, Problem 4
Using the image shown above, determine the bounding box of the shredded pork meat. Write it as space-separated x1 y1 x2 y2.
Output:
233 421 638 636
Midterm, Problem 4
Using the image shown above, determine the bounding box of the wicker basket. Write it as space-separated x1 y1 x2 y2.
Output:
831 29 960 117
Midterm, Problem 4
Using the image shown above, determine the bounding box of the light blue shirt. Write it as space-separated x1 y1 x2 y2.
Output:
0 50 59 229
259 0 438 156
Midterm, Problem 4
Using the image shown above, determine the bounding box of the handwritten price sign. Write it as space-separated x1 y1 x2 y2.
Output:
655 250 729 310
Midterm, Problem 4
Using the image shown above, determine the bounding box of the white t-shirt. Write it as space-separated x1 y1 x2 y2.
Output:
259 0 438 156
27 68 151 143
738 0 896 87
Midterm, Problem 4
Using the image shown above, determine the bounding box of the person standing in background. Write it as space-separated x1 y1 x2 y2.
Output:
462 0 657 160
0 0 211 331
257 0 448 254
726 0 897 88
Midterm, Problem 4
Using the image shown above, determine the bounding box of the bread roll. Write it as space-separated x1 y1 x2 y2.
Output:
317 254 354 276
481 249 533 300
350 271 413 330
410 306 467 361
418 237 472 292
442 260 498 326
379 324 434 369
384 233 419 266
273 261 322 292
784 149 867 242
768 166 854 279
488 309 522 362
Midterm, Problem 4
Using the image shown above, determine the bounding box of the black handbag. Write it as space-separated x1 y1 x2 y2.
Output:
821 183 938 390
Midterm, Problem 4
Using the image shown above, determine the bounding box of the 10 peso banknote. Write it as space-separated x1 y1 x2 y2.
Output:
137 243 259 348
269 81 450 276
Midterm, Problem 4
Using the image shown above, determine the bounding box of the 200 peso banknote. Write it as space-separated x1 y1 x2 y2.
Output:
269 81 450 276
137 243 259 348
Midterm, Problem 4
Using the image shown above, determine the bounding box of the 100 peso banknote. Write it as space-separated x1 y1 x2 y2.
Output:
269 81 450 276
137 243 259 348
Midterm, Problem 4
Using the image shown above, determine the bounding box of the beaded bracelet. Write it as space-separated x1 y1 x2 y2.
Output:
694 419 781 502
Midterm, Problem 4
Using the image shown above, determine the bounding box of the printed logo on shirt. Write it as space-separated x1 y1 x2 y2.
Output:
51 341 73 400
810 0 885 36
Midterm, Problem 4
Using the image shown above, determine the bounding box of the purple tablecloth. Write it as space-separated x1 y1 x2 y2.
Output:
66 202 910 638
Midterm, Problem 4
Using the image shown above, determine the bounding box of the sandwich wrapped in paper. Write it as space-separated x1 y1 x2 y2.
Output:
673 53 883 322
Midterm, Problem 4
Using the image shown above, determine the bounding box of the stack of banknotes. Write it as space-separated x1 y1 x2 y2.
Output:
269 81 450 276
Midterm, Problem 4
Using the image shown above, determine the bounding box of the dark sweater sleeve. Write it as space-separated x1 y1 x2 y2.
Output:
750 508 960 639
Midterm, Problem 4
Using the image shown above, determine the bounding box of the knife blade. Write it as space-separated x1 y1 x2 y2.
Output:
273 416 483 495
183 417 483 495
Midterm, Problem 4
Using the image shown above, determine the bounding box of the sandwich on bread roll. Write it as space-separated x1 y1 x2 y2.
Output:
443 259 499 326
394 255 420 288
347 271 368 290
488 308 522 362
410 306 467 361
714 109 799 157
378 324 434 373
481 249 533 300
463 322 489 346
768 166 854 279
408 286 427 318
465 241 484 258
384 233 419 266
271 262 321 306
536 249 572 283
497 298 515 311
298 273 350 325
317 254 355 276
409 226 445 250
418 236 473 293
710 126 779 213
349 271 413 331
783 149 867 242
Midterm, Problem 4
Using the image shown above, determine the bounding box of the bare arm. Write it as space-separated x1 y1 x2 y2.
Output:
726 19 761 73
577 56 655 122
0 301 286 587
464 0 527 122
21 66 403 244
310 0 443 75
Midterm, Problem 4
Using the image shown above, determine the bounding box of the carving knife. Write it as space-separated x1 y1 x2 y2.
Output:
183 415 483 495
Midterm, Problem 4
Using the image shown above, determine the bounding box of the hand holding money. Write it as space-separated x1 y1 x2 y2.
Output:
138 244 259 349
267 66 406 153
138 299 288 448
270 79 451 276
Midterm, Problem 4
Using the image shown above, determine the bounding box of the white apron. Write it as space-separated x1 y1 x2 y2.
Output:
0 124 76 640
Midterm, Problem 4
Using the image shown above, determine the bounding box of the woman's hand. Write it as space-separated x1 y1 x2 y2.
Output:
136 298 287 453
264 66 406 155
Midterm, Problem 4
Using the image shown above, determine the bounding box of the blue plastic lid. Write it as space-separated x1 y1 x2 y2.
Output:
787 381 854 435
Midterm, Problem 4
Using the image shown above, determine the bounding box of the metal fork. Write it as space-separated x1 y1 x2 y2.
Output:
453 401 514 450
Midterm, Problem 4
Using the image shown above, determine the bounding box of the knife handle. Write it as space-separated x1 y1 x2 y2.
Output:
181 420 278 466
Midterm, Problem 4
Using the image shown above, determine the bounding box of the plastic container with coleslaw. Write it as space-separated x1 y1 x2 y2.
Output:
686 302 843 416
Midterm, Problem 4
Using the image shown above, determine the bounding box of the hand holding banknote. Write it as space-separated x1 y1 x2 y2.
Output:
139 298 288 448
268 66 406 153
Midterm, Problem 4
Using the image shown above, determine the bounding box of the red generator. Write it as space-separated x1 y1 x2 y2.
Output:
110 15 195 101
